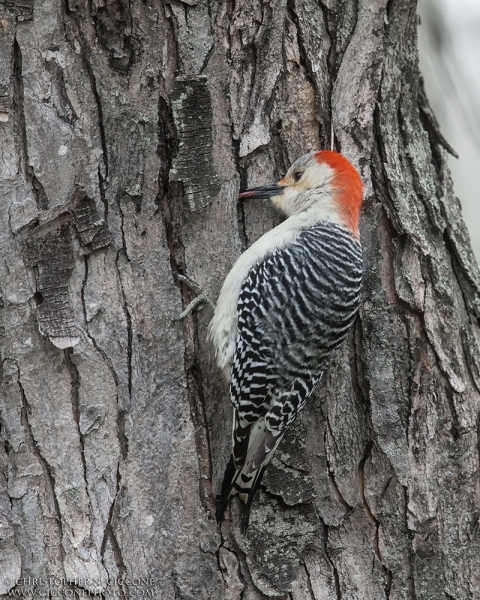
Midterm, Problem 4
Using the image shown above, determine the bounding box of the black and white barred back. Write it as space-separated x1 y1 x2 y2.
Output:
217 222 363 525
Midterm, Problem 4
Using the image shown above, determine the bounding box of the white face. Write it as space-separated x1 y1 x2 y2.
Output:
271 153 336 217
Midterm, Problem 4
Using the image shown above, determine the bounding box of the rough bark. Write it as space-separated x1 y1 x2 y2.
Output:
1 0 480 599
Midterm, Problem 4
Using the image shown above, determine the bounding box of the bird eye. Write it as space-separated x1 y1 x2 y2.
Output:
293 171 303 182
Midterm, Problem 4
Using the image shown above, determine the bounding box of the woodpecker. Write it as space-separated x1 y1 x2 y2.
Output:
209 150 364 529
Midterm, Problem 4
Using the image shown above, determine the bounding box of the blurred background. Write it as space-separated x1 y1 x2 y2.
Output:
417 0 480 261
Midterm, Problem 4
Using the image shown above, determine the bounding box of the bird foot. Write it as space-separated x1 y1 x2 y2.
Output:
174 274 216 321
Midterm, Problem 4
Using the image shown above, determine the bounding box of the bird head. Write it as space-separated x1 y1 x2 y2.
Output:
239 150 364 235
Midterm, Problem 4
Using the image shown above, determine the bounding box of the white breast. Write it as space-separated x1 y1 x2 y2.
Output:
208 206 342 380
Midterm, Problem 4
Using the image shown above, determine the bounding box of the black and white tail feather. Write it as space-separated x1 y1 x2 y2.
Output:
216 413 285 531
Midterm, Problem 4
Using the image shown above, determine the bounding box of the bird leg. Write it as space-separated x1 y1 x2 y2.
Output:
174 274 216 321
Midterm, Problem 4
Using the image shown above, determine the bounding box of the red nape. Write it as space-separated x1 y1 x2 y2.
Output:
314 150 364 235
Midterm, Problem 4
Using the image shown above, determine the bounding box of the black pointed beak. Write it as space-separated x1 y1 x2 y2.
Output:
238 184 286 200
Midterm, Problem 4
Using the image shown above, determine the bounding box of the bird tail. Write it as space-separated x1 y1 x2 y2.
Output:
215 455 237 524
216 417 284 531
215 454 268 532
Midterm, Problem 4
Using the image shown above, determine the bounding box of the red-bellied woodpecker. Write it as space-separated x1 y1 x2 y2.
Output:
209 150 364 529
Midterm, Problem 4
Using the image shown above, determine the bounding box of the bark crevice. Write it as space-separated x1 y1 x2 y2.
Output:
13 37 49 211
17 365 65 564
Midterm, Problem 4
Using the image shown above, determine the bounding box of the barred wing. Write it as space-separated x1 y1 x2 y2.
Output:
231 222 362 437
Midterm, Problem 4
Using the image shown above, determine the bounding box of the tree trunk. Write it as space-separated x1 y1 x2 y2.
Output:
1 0 480 598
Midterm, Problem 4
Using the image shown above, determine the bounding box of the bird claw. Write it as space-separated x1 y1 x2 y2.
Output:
174 274 216 321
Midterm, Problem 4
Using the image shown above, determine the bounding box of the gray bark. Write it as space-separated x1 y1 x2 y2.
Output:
1 0 480 598
417 0 480 261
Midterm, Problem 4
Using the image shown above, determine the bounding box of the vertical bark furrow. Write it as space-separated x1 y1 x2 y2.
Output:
0 15 14 121
287 0 332 148
12 37 49 211
321 520 343 600
158 92 217 511
100 464 127 585
115 250 133 403
181 304 216 512
16 365 65 574
227 0 287 157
